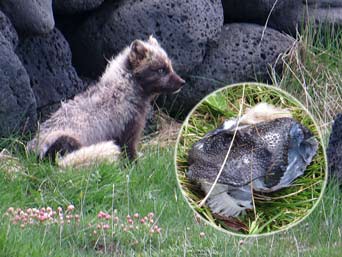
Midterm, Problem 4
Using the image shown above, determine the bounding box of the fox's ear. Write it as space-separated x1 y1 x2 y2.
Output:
129 40 148 66
148 35 159 46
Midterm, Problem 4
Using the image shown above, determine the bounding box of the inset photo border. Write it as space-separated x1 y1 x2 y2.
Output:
175 83 327 236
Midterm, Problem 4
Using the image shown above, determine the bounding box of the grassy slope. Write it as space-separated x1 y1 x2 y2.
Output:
0 145 341 256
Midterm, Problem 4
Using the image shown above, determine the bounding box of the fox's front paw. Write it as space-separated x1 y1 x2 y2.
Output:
27 137 53 160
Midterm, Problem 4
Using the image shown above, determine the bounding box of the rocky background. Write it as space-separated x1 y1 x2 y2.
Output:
0 0 341 181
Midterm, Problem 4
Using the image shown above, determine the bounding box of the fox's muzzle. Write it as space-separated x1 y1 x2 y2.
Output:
169 72 186 92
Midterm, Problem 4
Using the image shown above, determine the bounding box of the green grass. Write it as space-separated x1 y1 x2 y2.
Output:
0 142 341 256
274 24 342 132
176 84 327 235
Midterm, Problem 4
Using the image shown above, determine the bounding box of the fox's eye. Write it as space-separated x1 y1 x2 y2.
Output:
157 68 167 75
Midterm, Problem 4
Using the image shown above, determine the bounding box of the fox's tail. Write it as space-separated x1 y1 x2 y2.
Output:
57 141 121 169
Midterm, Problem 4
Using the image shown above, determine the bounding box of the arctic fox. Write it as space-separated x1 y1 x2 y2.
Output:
28 36 185 168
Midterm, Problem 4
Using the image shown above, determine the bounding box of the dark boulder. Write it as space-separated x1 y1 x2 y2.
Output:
0 0 54 34
222 0 342 36
170 23 295 113
0 33 37 137
307 0 342 26
68 0 224 78
53 0 105 14
222 0 303 35
327 114 342 184
15 28 84 116
0 10 18 49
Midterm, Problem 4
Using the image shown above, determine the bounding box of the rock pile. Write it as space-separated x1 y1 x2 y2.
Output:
0 1 341 174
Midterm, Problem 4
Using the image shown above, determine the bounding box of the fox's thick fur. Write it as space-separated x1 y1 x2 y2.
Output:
27 36 185 168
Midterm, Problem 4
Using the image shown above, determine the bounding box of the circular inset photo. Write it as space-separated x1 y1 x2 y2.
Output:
175 83 327 236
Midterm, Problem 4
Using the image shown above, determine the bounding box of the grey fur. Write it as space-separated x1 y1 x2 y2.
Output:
28 36 185 162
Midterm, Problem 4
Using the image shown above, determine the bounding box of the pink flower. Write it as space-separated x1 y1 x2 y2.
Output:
133 213 139 219
38 214 48 222
67 204 75 211
97 211 106 219
199 232 205 238
103 224 110 230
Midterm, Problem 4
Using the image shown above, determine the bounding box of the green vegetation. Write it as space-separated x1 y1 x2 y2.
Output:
0 142 341 256
275 24 342 133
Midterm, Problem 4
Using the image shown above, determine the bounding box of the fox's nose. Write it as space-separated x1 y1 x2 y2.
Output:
175 74 186 85
179 78 186 85
171 72 186 86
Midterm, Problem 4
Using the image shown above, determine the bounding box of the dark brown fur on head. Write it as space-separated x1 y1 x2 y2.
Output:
128 37 185 95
